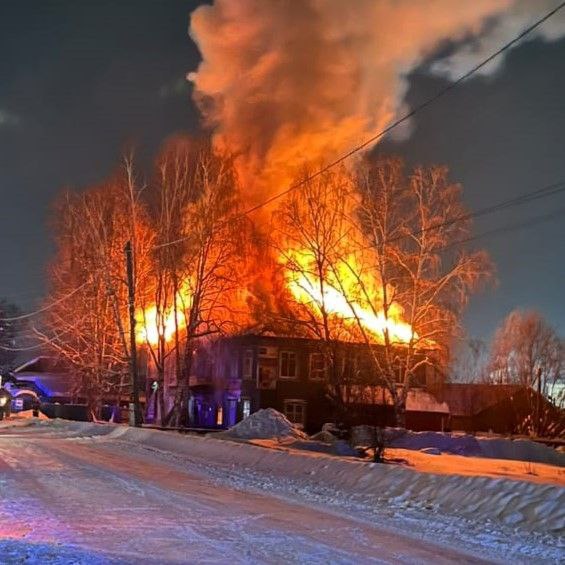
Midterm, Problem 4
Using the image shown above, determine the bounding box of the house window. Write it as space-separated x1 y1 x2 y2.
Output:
242 399 251 419
283 400 307 428
309 353 327 380
216 405 223 426
280 351 297 379
242 349 254 380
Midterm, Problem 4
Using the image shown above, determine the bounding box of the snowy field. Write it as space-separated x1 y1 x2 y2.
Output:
0 417 563 564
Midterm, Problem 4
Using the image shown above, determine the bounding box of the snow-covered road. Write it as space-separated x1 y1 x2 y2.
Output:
0 421 487 564
0 421 561 564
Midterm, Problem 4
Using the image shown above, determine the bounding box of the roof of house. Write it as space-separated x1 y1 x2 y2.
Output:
13 356 70 374
428 383 525 417
12 356 75 398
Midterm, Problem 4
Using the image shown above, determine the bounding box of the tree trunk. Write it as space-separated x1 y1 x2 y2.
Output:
158 380 166 426
166 346 193 428
393 394 407 428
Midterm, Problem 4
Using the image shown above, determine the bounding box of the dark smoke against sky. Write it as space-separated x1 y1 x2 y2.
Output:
0 0 564 339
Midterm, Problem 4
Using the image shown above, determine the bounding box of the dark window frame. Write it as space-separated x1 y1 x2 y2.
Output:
279 350 298 379
283 399 307 428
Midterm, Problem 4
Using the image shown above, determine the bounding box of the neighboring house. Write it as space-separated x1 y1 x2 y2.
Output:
428 383 565 436
143 332 443 433
6 356 75 407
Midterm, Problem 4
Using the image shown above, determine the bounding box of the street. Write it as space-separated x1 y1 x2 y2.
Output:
0 422 494 564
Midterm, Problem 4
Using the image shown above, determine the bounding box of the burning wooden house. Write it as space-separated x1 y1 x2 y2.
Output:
139 330 445 433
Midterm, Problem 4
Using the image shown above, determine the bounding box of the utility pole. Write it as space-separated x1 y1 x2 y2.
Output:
125 240 142 427
536 366 542 437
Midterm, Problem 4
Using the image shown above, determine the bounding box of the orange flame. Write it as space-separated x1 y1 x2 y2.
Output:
283 248 416 344
136 284 191 346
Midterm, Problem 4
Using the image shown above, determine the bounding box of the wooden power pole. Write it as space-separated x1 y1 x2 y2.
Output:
125 240 142 427
536 366 542 437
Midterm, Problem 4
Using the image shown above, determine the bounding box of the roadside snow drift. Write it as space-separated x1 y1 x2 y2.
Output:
79 422 565 535
215 408 308 440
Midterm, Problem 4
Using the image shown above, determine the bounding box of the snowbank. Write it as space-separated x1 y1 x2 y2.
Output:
382 429 564 467
215 408 308 440
66 423 564 535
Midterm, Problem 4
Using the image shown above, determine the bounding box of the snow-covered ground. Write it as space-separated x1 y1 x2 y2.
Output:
0 418 563 564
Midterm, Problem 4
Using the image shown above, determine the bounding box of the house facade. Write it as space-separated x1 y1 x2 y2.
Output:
143 333 443 433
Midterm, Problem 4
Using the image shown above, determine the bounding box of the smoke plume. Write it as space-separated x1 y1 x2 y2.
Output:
188 0 564 200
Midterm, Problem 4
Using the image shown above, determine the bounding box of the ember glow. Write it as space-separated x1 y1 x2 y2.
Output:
283 248 416 344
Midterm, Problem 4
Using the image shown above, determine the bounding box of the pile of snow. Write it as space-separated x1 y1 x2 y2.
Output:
216 408 308 440
477 436 565 466
382 429 564 466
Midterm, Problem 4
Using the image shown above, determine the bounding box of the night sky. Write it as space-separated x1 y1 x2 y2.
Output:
1 1 564 340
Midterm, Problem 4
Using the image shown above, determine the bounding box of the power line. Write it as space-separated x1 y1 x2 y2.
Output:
374 179 565 248
441 206 565 251
155 0 565 250
0 282 88 322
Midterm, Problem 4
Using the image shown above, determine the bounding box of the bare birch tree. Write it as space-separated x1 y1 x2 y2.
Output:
38 163 152 418
276 157 492 426
137 138 198 424
143 140 248 427
352 157 492 425
274 166 369 416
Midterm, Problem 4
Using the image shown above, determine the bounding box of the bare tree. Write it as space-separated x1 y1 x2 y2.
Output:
274 166 366 417
37 163 153 419
145 141 248 427
137 138 198 424
276 157 492 426
352 157 492 425
0 299 24 374
488 309 563 434
450 338 489 383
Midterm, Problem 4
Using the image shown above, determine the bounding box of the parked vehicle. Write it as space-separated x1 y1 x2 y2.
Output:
0 388 11 420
